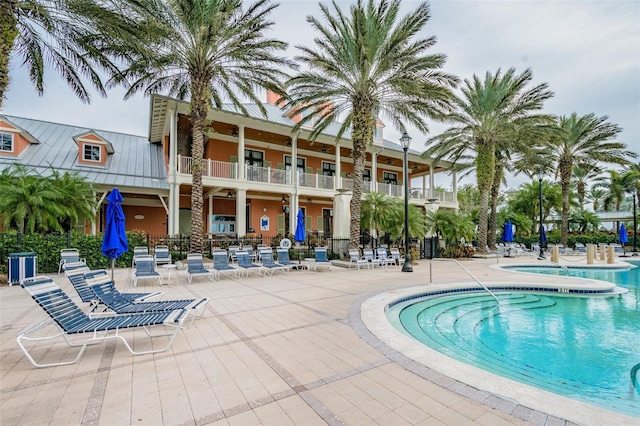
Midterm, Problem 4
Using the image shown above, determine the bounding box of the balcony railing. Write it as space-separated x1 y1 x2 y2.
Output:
176 156 455 203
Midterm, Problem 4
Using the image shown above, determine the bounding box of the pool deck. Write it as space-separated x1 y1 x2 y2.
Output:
1 255 636 425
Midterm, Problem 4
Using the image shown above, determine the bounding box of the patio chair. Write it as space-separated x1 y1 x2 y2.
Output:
186 253 214 283
154 245 172 266
17 276 188 368
348 249 369 270
133 255 163 287
58 248 86 274
362 248 382 268
389 248 405 266
236 250 264 277
228 245 240 263
259 249 288 275
211 249 239 280
131 246 149 267
276 248 307 270
574 242 587 253
79 270 161 310
86 273 207 323
312 247 332 271
376 247 396 268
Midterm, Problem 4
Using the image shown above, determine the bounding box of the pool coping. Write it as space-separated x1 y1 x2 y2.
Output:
355 281 638 426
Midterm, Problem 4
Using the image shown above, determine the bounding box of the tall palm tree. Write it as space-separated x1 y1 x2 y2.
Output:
281 0 457 250
546 113 635 245
360 192 394 247
425 68 554 252
572 164 602 210
1 0 141 108
114 0 293 253
587 187 606 212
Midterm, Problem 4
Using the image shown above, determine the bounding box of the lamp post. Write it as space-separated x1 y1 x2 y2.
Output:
633 191 638 253
537 170 545 260
400 131 413 272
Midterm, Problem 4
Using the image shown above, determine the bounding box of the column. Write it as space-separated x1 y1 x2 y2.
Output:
429 166 435 199
335 144 341 188
333 190 351 239
207 194 213 234
168 107 179 235
238 124 245 180
371 151 378 193
236 189 247 237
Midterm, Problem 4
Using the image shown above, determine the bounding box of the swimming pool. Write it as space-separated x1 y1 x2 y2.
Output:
389 260 640 418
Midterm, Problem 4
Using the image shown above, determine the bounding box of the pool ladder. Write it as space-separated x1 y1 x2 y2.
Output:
632 363 640 392
431 258 500 306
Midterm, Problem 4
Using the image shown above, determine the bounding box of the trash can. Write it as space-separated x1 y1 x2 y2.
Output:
8 252 38 286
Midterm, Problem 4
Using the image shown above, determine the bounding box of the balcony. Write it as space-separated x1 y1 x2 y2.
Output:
176 156 455 204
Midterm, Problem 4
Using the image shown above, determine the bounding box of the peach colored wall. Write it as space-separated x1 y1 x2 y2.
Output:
77 135 108 166
204 138 236 161
123 206 167 235
0 121 30 156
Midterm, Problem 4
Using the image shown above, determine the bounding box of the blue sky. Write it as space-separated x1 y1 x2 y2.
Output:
3 0 639 188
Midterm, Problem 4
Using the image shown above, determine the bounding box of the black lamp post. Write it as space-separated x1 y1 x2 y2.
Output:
537 170 545 260
633 191 637 253
400 131 413 272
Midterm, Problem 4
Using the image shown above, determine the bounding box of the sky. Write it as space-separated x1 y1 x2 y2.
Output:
3 0 639 190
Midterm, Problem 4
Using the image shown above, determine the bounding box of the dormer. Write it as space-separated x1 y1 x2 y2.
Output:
73 131 114 166
0 117 39 157
372 118 384 147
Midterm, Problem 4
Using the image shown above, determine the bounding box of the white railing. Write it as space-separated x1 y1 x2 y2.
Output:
378 182 403 198
245 165 290 185
177 156 236 179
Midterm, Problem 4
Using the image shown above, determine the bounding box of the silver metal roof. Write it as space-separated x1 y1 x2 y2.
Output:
0 115 168 191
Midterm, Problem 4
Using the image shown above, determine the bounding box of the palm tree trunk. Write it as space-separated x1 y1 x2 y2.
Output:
350 105 375 250
0 6 18 108
189 84 210 254
475 141 495 251
560 160 572 246
488 165 503 249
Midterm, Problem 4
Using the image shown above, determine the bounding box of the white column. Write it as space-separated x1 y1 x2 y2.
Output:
429 166 435 199
168 107 179 235
335 144 341 188
452 170 458 202
207 194 213 234
236 189 247 237
422 175 427 199
371 152 378 193
238 124 245 180
333 190 351 239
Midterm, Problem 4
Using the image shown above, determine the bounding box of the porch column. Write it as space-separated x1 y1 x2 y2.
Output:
335 144 341 188
333 190 351 239
236 189 247 237
371 151 379 193
422 175 427 200
238 124 245 180
168 107 179 235
207 194 213 234
429 166 435 199
452 170 458 203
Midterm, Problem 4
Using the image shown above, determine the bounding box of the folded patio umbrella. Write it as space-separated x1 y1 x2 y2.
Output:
101 188 128 280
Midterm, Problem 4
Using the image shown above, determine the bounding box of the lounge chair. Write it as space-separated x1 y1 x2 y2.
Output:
236 251 264 277
312 247 332 271
228 245 240 263
58 248 85 274
276 248 307 270
64 261 95 303
186 253 214 283
259 249 288 275
376 247 396 268
348 249 369 270
131 246 149 267
79 270 162 310
363 248 382 268
154 245 172 266
211 249 239 280
17 276 188 368
133 255 163 287
86 273 207 323
389 248 405 266
574 242 586 253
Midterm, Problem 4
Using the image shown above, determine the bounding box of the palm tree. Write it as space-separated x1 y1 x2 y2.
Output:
49 168 97 231
622 162 640 250
360 192 394 247
572 164 602 210
114 0 293 253
587 187 607 211
1 0 141 108
545 113 635 245
425 68 554 252
281 0 457 250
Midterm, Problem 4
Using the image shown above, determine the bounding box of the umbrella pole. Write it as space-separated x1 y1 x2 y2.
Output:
111 258 115 282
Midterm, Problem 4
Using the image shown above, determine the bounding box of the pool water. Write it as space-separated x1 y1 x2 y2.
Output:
392 260 640 417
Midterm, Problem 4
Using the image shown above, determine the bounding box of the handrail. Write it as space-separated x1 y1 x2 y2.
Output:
432 258 500 306
631 362 640 391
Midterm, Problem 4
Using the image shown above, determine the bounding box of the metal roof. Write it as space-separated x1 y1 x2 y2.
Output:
0 115 168 191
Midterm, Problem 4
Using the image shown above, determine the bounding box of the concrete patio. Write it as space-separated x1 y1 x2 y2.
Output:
0 256 632 425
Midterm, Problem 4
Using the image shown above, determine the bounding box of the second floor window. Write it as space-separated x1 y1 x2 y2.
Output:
363 169 371 182
245 149 264 167
383 171 397 185
83 144 101 162
322 162 336 177
285 155 306 172
0 133 13 152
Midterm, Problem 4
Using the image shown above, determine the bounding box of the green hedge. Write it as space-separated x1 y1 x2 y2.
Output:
0 231 148 274
516 231 628 249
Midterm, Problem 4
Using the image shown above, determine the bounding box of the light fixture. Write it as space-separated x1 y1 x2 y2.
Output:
230 127 239 137
281 194 286 203
286 138 292 147
320 144 327 153
386 159 392 165
262 207 267 212
227 190 232 198
400 131 413 272
413 164 418 171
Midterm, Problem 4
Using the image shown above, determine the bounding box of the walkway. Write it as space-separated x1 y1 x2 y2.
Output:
0 256 631 425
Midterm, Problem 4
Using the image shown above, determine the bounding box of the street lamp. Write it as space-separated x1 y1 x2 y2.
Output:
537 170 545 260
633 190 638 253
400 131 413 272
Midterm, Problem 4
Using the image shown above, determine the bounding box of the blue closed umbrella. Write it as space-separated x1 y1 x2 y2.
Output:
541 225 547 243
620 223 628 244
101 188 128 279
294 209 306 243
502 220 514 243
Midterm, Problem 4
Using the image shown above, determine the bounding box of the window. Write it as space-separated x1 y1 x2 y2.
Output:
363 169 371 182
284 155 306 172
0 133 13 152
322 162 336 177
83 144 101 162
210 215 236 234
244 149 264 166
383 172 397 185
374 127 383 143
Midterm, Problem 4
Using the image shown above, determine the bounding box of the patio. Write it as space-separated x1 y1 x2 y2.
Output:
0 257 623 425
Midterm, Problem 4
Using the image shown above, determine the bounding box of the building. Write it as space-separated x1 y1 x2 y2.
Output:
0 92 458 238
